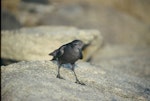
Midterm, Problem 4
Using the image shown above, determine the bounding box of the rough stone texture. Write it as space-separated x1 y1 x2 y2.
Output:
1 60 149 101
1 26 103 61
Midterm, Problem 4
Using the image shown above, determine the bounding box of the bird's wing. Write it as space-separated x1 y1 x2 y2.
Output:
57 45 66 57
49 45 66 61
49 45 66 57
49 49 58 56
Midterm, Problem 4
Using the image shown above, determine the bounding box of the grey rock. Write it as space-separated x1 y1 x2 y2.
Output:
1 26 103 61
1 60 149 101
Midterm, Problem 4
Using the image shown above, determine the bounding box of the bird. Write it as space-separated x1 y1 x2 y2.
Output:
49 40 85 85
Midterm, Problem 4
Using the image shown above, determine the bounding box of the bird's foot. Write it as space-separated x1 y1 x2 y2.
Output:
56 75 65 80
75 80 85 85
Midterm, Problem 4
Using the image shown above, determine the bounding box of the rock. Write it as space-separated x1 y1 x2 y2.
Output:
1 60 149 101
17 2 55 26
40 4 150 46
2 0 150 45
92 45 150 80
9 2 150 46
49 0 150 24
1 26 103 61
1 10 22 30
92 0 150 24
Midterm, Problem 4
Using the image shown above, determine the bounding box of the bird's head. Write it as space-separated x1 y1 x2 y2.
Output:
71 40 84 50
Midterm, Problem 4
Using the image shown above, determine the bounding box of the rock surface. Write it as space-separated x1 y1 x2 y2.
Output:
92 45 150 80
2 1 150 45
1 26 103 61
1 60 149 101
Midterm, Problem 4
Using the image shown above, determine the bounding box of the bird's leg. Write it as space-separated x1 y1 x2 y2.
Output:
72 64 85 85
56 64 64 79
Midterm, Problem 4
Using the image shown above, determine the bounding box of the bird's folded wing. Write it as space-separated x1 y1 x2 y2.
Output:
57 45 66 57
49 45 66 57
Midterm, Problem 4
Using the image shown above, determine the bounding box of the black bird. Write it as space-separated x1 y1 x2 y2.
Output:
49 40 85 85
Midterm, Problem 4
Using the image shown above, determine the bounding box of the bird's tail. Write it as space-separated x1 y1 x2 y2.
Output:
49 52 57 61
49 52 54 56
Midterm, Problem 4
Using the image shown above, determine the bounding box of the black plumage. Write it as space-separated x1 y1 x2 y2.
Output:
49 40 85 85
